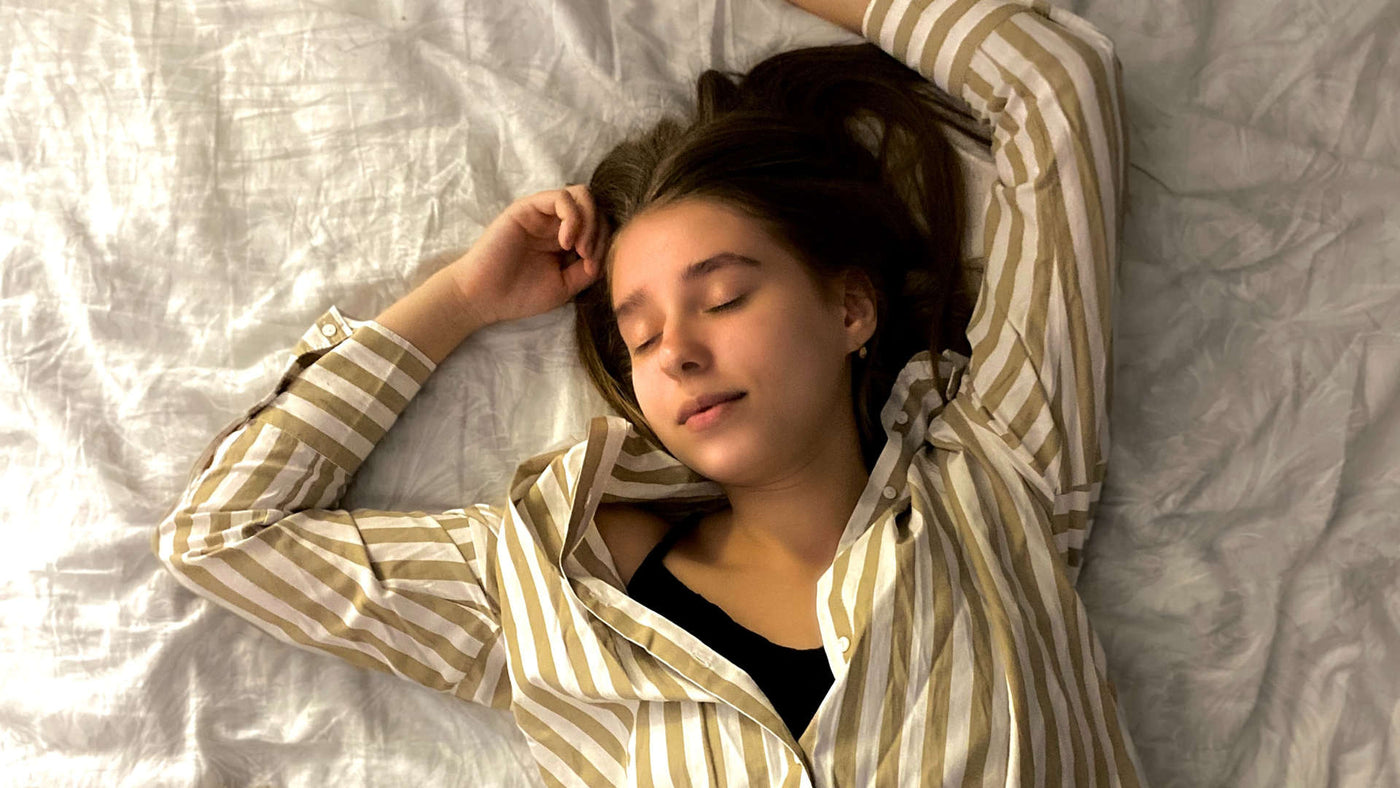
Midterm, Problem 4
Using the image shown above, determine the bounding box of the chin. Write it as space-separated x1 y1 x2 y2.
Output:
676 438 766 485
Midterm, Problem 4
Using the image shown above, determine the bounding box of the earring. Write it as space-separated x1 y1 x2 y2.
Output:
857 345 868 360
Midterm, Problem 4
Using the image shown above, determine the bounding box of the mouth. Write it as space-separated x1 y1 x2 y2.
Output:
679 391 746 426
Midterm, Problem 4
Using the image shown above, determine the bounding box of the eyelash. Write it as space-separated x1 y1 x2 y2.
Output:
633 295 747 353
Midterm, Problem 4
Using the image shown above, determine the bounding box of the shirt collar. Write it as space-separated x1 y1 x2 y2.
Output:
506 348 968 571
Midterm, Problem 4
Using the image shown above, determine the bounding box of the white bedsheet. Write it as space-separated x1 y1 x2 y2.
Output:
2 0 1397 785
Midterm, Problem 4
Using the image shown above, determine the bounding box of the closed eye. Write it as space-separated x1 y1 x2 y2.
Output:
707 294 746 313
632 295 747 354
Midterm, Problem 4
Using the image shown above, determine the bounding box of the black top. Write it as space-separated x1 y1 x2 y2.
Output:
625 513 835 739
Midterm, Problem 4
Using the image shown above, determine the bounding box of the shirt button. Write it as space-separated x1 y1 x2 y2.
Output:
320 323 337 338
837 636 850 653
882 486 896 500
895 412 909 425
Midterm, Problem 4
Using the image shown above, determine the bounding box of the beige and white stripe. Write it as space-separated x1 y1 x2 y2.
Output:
154 0 1141 783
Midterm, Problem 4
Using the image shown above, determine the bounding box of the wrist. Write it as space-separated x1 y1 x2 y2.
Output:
432 268 492 336
787 0 869 34
375 269 488 365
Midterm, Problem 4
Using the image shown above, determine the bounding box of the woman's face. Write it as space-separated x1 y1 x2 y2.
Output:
607 197 874 485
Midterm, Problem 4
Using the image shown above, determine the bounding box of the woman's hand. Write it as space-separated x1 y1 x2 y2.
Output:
374 185 609 364
446 185 611 329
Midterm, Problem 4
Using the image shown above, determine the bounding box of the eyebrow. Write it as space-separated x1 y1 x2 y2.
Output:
612 252 762 320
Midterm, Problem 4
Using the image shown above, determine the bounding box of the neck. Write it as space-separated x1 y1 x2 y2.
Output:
708 415 870 577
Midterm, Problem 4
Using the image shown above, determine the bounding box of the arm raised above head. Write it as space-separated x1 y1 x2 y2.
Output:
847 0 1127 577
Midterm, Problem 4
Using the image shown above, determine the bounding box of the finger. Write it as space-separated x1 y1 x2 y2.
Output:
565 184 598 260
514 190 565 237
555 189 583 251
562 184 596 258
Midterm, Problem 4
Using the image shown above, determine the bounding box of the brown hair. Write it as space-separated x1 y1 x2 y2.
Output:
574 43 968 471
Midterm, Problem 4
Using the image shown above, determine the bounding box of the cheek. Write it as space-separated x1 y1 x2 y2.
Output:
764 305 834 368
629 368 664 423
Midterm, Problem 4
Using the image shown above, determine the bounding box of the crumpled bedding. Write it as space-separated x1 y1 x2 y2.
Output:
2 0 1397 786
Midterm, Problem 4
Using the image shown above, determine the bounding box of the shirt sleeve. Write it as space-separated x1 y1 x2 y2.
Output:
152 306 512 709
863 0 1127 571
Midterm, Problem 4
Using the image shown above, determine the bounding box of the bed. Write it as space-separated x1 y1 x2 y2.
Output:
2 0 1397 785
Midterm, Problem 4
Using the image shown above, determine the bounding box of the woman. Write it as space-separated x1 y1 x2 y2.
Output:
154 0 1139 784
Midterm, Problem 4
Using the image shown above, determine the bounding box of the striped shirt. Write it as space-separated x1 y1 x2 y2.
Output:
153 0 1140 784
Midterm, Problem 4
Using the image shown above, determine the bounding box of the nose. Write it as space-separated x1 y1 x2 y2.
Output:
656 317 711 379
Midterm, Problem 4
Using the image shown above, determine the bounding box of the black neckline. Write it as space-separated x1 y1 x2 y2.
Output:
628 514 827 656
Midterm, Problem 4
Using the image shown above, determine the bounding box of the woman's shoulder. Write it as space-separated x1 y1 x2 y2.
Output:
594 503 671 587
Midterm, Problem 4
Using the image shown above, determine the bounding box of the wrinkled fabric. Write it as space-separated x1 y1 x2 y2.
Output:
1 0 1398 786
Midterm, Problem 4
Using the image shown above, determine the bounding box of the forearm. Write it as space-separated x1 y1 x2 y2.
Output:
785 0 871 34
374 268 488 365
157 309 435 542
153 306 503 694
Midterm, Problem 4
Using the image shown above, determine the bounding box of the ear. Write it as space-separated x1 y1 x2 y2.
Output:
840 269 878 353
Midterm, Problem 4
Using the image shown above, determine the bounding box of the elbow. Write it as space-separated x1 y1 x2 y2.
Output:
154 503 287 569
152 503 224 570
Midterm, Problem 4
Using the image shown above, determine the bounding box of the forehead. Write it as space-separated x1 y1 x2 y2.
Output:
608 199 783 299
612 198 767 263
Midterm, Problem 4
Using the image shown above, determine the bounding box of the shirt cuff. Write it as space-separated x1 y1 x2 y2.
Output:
291 305 438 375
244 306 440 472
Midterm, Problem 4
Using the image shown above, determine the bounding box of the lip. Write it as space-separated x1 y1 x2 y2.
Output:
678 391 746 426
682 395 745 430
